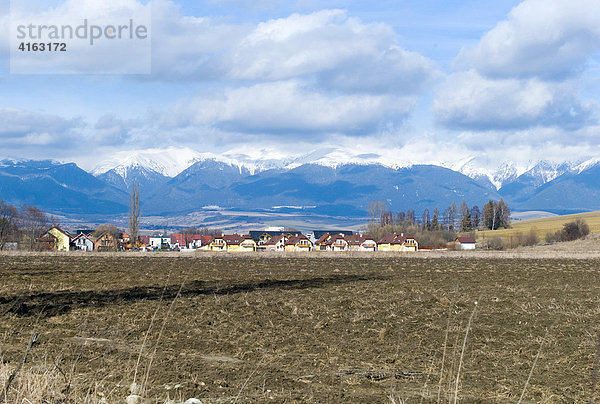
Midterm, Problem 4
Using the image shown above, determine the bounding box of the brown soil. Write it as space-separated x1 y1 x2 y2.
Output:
1 254 599 403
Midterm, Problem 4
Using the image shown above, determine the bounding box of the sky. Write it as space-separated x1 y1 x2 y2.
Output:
1 0 599 172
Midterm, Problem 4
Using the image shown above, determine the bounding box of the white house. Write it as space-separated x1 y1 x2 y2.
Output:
455 237 476 250
150 236 171 249
72 233 95 251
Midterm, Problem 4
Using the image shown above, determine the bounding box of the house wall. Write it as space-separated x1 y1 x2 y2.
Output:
74 238 94 251
458 243 476 250
48 228 70 252
210 240 226 251
240 242 257 251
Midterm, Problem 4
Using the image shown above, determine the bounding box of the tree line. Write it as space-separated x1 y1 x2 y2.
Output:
368 199 511 232
0 201 52 251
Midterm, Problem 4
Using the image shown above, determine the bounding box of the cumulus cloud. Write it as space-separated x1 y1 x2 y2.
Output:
93 114 142 145
150 5 438 94
161 80 415 135
0 107 83 145
434 0 600 135
433 70 597 131
461 0 600 80
229 10 438 93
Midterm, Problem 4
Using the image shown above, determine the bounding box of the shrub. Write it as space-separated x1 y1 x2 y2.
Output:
547 218 590 243
482 237 504 250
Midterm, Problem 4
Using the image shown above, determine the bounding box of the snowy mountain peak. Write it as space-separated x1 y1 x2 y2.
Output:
452 157 524 190
575 157 600 174
522 160 573 186
92 147 203 178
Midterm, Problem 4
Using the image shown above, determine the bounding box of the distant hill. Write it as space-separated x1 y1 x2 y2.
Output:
0 159 128 214
476 210 600 241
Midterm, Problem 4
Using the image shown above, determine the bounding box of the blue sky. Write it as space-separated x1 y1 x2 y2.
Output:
1 0 599 171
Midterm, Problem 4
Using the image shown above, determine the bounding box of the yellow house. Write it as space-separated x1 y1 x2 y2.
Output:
377 233 418 252
239 236 257 252
210 236 227 251
284 235 313 252
46 226 72 252
213 234 256 252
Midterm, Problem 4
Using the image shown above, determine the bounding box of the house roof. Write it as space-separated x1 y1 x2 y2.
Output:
285 234 312 246
198 235 214 244
344 234 376 245
248 231 273 242
326 234 347 246
377 233 416 245
48 226 72 238
222 234 244 245
315 233 331 245
313 230 353 240
456 237 476 244
265 234 286 245
72 233 95 242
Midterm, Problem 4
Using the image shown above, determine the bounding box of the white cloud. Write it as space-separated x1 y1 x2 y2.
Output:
149 5 438 94
228 10 439 93
460 0 600 80
0 107 82 141
433 70 597 131
161 80 415 135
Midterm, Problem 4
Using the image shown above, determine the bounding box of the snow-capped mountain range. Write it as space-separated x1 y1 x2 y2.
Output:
4 147 600 223
91 146 585 191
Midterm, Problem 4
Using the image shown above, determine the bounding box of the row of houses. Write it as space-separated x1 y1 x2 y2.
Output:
39 227 129 252
39 226 478 252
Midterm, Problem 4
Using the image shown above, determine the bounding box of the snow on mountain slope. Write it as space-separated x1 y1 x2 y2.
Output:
451 157 524 190
575 157 600 174
92 147 203 178
523 161 573 187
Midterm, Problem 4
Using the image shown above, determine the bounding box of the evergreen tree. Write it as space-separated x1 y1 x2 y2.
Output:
470 205 481 229
432 208 440 230
461 209 472 232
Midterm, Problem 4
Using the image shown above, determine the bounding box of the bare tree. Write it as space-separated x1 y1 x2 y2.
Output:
0 201 18 251
368 200 387 223
128 182 141 248
18 205 48 251
422 208 430 230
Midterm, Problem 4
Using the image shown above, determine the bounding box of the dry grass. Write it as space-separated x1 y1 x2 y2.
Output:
0 254 599 402
476 210 600 241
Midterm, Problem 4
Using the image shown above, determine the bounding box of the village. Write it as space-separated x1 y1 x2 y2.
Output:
39 225 477 253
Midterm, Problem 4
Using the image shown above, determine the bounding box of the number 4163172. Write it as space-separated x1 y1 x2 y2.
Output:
18 42 66 52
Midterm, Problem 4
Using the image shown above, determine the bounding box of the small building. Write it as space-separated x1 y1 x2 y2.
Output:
215 234 257 252
284 234 313 252
455 237 476 250
72 233 96 251
96 232 120 252
170 233 213 249
149 236 171 250
314 233 332 251
210 235 227 251
345 235 377 251
248 231 275 249
328 234 349 251
41 226 72 252
193 235 214 250
239 235 258 252
377 233 419 252
264 234 288 251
